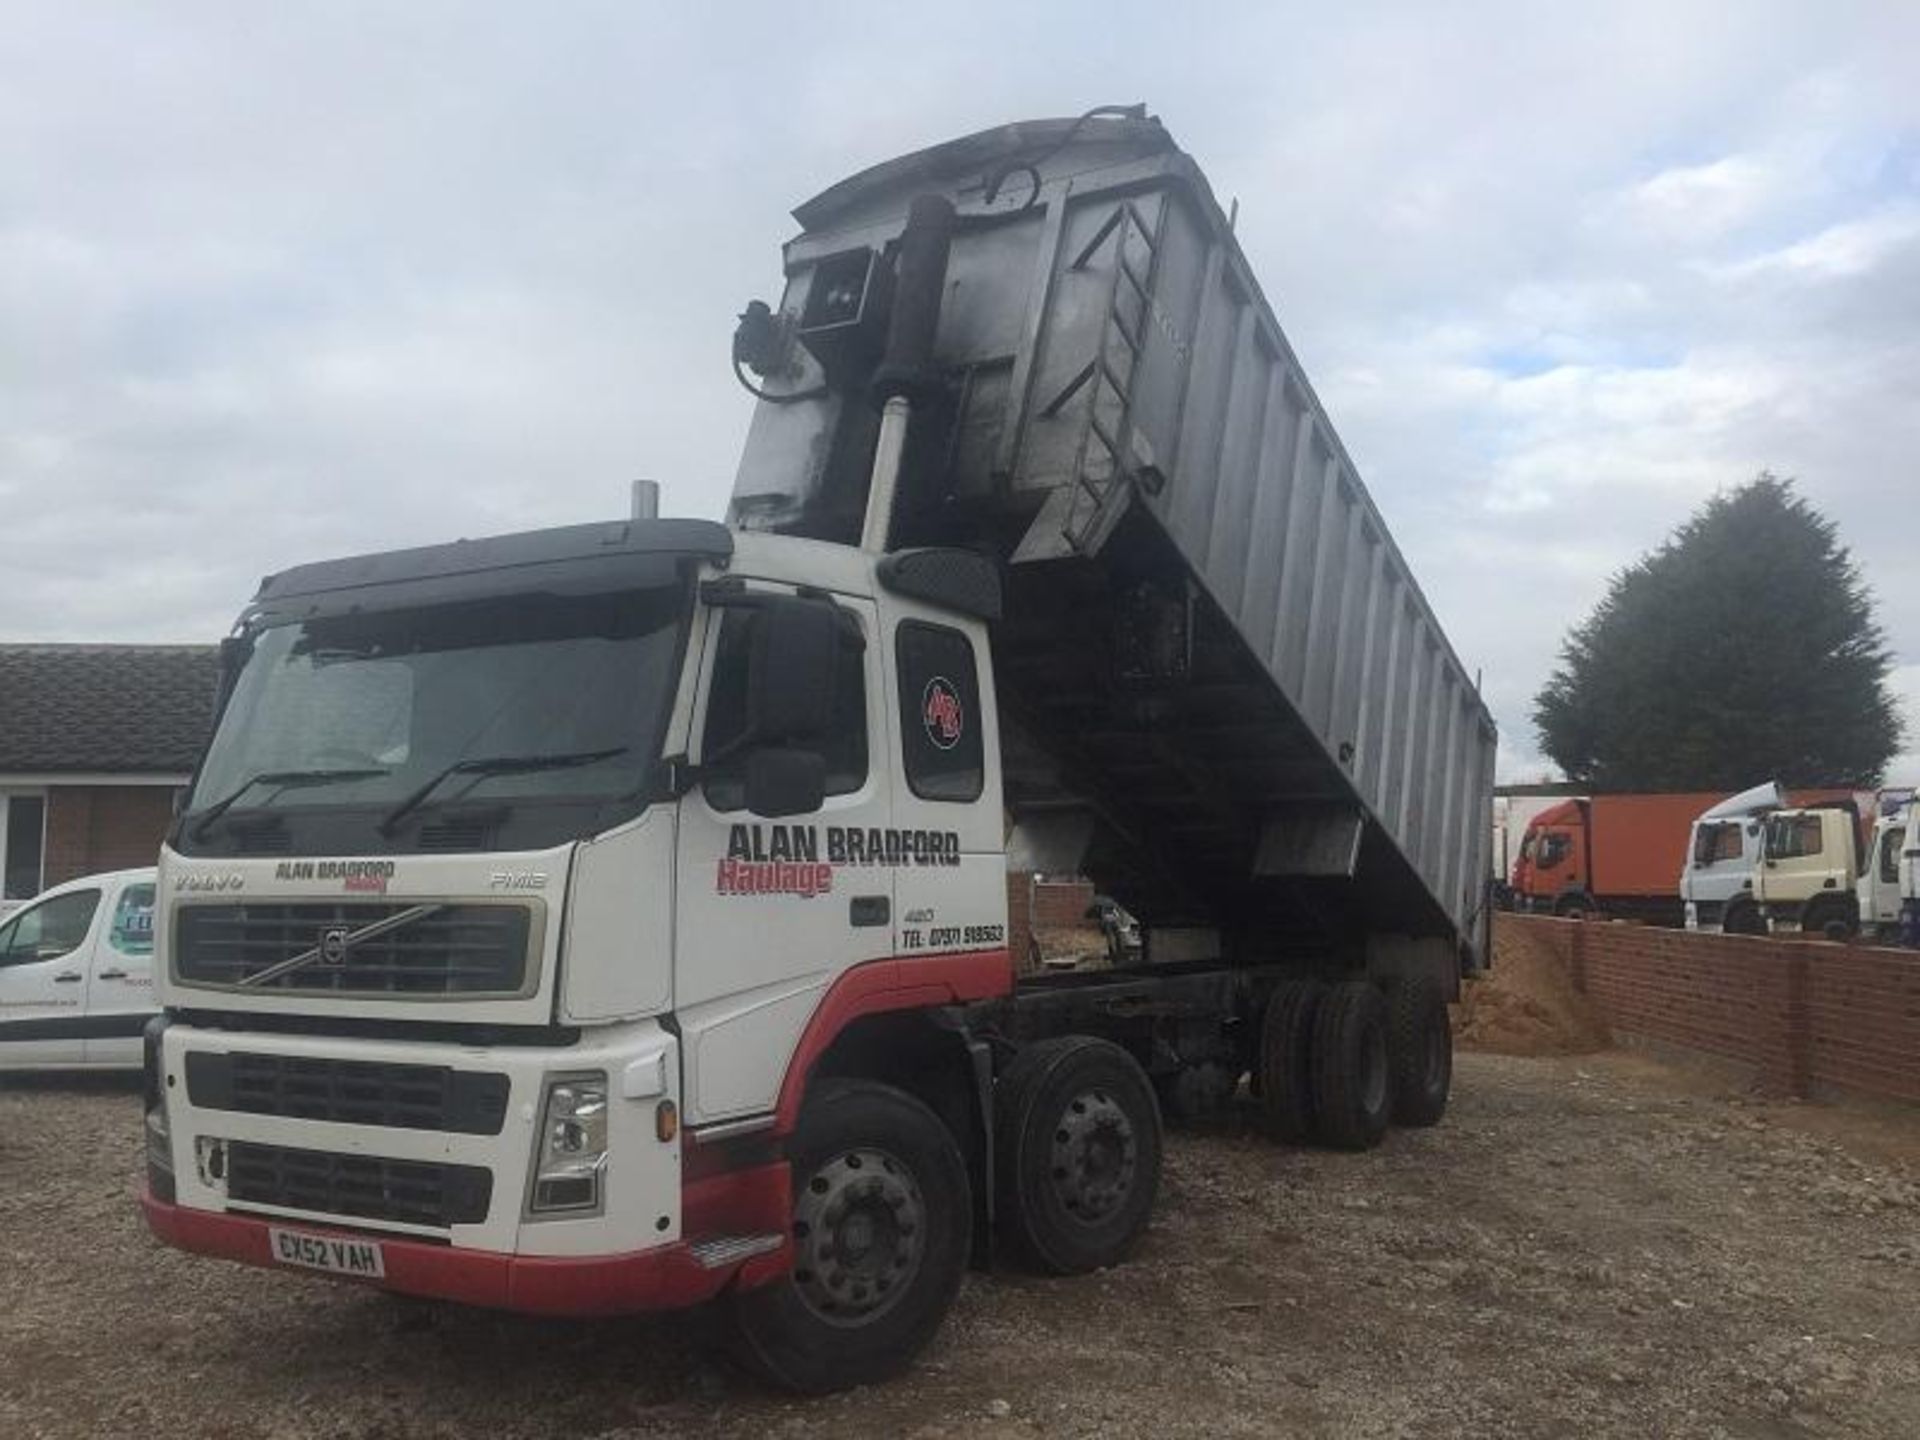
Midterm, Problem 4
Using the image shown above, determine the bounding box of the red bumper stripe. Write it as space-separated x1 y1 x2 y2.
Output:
142 1162 793 1317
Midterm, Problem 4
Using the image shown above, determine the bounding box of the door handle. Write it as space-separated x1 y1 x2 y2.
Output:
96 969 128 980
849 895 890 928
54 972 82 984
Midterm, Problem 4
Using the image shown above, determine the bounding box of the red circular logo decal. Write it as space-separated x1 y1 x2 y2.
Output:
922 677 964 750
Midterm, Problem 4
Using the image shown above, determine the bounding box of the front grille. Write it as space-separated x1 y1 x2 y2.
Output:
227 1141 492 1227
174 902 533 996
186 1051 510 1134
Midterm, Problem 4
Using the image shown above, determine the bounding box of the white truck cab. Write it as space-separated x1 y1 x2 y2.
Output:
1857 804 1910 943
0 867 157 1070
1902 832 1920 946
1681 781 1783 935
1755 804 1866 940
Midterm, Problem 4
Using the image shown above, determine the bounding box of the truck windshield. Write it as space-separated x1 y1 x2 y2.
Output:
181 584 687 853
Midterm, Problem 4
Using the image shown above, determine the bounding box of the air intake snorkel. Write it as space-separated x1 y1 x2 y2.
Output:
858 192 956 554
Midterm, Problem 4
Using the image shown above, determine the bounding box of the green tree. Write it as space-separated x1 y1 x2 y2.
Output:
1533 475 1902 790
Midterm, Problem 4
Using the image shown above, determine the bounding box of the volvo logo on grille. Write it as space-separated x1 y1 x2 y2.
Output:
233 903 445 989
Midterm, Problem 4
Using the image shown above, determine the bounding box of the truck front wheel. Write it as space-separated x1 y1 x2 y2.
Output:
727 1079 971 1393
996 1036 1163 1275
1310 981 1393 1151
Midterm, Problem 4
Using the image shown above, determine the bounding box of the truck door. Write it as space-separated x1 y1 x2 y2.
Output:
880 601 1007 970
672 588 895 1125
82 877 156 1065
1760 811 1844 930
1865 824 1905 934
1684 820 1752 929
0 883 105 1069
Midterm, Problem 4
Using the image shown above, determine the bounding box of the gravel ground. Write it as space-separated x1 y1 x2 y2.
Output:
3 1052 1917 1440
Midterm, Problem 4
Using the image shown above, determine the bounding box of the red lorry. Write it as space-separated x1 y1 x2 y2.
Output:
1510 793 1725 925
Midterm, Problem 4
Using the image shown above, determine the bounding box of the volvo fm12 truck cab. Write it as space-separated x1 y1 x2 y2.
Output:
141 111 1495 1391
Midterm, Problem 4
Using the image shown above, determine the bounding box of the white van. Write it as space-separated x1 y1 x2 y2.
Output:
0 868 158 1071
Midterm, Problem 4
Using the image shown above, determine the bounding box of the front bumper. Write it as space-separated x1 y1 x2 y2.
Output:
143 1017 792 1314
141 1173 789 1315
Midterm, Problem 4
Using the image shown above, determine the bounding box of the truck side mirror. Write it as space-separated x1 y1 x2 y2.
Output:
744 747 827 818
748 596 841 745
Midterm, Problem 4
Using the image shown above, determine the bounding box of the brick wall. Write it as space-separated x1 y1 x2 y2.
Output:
1508 914 1920 1104
1006 873 1097 974
44 785 176 885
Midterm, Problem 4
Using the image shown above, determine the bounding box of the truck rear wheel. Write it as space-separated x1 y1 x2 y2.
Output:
995 1036 1162 1275
1256 980 1325 1143
1310 981 1392 1151
727 1078 970 1394
1805 896 1858 943
1386 978 1451 1127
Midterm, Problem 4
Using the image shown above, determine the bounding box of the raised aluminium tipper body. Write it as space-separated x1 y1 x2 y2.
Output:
141 111 1496 1391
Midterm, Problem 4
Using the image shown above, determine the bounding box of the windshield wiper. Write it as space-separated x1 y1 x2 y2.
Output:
376 747 630 836
186 768 390 842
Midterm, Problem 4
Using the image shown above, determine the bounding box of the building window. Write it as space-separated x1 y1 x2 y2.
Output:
1 793 46 901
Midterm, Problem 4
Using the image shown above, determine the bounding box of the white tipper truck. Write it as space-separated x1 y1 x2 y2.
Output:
141 111 1497 1391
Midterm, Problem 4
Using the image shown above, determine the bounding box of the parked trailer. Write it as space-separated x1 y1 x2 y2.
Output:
1512 793 1724 925
141 111 1495 1392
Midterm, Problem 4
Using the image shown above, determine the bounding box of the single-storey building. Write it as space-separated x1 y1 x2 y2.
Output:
0 644 219 908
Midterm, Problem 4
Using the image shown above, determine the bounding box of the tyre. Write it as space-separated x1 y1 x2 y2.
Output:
995 1036 1162 1275
1386 978 1451 1128
1724 900 1765 937
727 1079 970 1393
1309 980 1392 1151
1255 979 1325 1143
1554 894 1593 921
1804 897 1857 943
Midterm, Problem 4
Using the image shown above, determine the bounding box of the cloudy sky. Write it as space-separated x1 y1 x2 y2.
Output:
4 1 1917 780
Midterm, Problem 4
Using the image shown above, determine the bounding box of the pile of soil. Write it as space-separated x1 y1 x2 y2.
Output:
1454 921 1612 1056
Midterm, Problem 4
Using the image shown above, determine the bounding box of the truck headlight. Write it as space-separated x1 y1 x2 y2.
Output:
530 1073 608 1215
